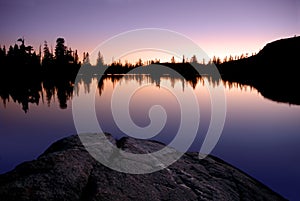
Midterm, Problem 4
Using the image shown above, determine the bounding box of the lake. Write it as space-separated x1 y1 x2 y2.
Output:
0 73 299 200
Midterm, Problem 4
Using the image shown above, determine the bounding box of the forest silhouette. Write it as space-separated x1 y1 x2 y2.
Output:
0 35 299 112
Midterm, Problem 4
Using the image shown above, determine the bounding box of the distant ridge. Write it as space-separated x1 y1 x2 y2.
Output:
219 35 300 105
258 36 300 62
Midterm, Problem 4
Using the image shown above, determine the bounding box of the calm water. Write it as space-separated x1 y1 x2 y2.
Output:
1 74 300 200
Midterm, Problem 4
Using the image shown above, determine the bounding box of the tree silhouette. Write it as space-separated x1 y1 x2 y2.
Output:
136 58 143 67
42 41 54 67
74 50 79 64
190 55 198 63
55 38 66 64
171 56 176 63
83 52 90 65
96 51 105 67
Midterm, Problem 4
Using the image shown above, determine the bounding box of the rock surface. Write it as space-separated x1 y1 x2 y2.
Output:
0 133 286 201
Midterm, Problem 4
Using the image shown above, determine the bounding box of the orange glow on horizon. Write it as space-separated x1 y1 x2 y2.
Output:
2 33 295 65
77 34 288 65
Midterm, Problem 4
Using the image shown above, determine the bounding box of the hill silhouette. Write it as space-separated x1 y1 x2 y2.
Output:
218 36 300 105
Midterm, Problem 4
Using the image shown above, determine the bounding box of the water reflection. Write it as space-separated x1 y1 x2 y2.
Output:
1 72 300 200
0 78 74 112
0 73 228 113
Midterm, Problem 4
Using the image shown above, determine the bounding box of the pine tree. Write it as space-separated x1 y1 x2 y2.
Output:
96 51 105 67
42 41 53 66
55 38 66 63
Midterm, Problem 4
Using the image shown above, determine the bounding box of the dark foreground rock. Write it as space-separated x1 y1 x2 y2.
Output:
0 134 286 201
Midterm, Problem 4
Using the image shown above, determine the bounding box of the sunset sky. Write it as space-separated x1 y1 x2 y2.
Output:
0 0 298 63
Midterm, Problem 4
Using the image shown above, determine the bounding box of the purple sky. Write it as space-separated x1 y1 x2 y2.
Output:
0 0 298 62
